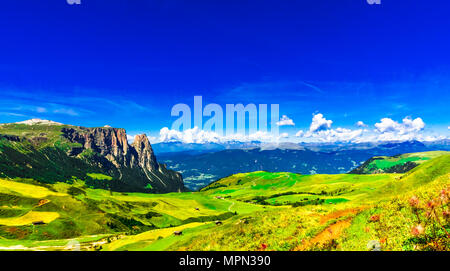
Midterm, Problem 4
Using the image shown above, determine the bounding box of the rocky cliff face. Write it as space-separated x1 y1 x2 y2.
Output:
133 134 158 172
62 127 185 193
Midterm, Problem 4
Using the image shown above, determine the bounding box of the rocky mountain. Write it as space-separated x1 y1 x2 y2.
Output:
0 120 185 193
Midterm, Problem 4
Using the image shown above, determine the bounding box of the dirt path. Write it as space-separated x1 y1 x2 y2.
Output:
319 208 361 224
294 218 353 251
226 200 235 211
293 207 367 251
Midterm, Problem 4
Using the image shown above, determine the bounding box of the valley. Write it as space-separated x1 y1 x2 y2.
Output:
158 141 448 190
0 151 448 251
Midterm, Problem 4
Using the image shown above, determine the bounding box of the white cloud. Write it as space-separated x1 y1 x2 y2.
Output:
245 131 282 142
0 112 26 117
156 114 445 145
354 116 444 142
159 127 221 144
158 127 285 144
402 117 425 132
295 130 304 137
36 107 47 113
295 113 364 142
370 132 443 142
304 127 365 142
372 117 426 141
127 135 135 143
53 108 79 116
296 113 436 143
356 121 367 127
309 113 332 132
374 117 424 134
276 115 295 126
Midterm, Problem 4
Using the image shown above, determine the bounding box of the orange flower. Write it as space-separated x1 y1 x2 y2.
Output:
370 215 380 222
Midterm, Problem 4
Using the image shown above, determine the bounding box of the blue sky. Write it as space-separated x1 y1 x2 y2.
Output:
0 0 449 142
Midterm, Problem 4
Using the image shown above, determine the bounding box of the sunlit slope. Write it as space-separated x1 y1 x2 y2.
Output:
0 152 448 251
350 151 449 174
201 152 449 205
0 178 239 244
152 154 449 251
200 171 399 205
365 153 450 198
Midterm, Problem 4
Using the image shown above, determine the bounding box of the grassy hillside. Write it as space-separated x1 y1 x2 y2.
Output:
163 154 449 251
0 123 108 185
0 177 240 250
0 152 448 251
200 171 400 205
0 122 185 193
350 151 448 174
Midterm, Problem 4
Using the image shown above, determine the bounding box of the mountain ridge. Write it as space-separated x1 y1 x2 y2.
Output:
0 120 185 193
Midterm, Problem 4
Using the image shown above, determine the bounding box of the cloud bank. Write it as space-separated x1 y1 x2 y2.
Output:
146 113 446 145
158 127 286 144
295 113 443 143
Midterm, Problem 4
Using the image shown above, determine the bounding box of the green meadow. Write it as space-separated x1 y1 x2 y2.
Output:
0 151 448 251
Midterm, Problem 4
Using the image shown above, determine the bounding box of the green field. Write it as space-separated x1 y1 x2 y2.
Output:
0 152 449 251
351 151 449 174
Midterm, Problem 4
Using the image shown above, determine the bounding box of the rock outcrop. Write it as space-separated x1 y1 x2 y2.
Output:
133 134 158 172
62 127 185 193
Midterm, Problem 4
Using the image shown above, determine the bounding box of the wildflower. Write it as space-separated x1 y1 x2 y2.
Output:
261 243 268 250
443 210 450 218
411 225 425 236
409 196 420 208
426 200 436 209
370 215 380 222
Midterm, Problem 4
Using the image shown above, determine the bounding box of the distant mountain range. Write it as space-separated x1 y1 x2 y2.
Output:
153 139 450 154
158 140 450 190
152 140 264 154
